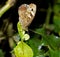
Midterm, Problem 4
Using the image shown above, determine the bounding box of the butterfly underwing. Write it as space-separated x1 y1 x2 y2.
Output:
18 3 37 31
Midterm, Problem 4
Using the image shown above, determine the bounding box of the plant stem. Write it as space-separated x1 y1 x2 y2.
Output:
45 5 52 26
0 4 11 17
0 0 15 17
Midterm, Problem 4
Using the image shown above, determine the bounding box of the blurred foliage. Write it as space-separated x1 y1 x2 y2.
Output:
0 49 5 57
54 4 60 14
57 0 60 3
0 0 60 57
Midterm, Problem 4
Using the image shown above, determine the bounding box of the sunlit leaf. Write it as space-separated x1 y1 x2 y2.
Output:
14 41 33 57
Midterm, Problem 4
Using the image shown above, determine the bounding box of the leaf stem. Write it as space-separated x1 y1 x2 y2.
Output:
45 5 52 26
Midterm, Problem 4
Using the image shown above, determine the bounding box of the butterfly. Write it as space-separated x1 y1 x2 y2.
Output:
18 3 37 31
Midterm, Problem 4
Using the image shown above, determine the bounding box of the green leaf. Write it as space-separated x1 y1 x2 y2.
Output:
35 28 45 35
53 15 60 33
57 0 60 3
54 4 60 14
34 28 60 49
49 48 60 57
0 49 5 57
53 15 60 26
26 34 46 56
14 41 33 57
46 34 60 49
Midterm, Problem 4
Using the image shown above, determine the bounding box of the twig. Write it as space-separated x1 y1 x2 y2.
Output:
0 0 16 17
45 5 52 26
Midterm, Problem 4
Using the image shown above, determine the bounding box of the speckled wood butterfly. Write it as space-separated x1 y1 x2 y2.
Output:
18 3 37 31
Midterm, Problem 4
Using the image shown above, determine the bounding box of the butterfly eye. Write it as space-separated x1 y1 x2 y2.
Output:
31 9 33 11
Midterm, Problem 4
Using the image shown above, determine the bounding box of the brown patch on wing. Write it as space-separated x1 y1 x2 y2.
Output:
18 4 27 11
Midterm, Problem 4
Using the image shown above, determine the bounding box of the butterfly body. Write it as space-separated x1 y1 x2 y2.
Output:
18 3 36 31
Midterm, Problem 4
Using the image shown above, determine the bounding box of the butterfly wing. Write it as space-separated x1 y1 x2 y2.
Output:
18 3 37 30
